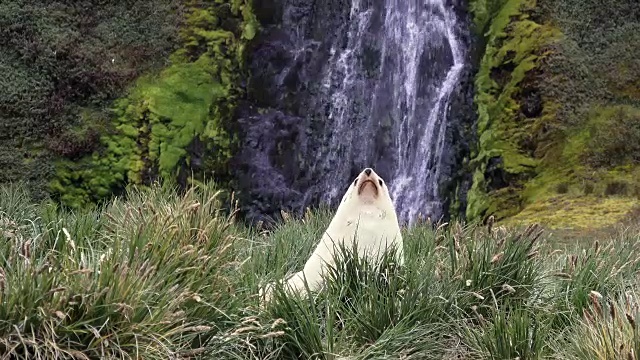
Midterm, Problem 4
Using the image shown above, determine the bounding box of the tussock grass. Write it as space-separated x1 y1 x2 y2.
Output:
1 183 639 359
554 291 640 359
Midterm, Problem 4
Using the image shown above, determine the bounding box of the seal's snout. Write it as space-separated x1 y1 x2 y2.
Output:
357 167 379 199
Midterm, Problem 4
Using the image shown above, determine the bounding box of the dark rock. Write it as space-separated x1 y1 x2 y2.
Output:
521 88 543 118
484 156 509 191
233 0 476 225
231 106 309 225
438 0 477 223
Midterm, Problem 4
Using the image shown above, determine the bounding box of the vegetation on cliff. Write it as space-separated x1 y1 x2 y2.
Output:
3 0 637 229
0 1 257 209
467 0 640 229
50 1 258 209
2 182 640 358
0 1 184 201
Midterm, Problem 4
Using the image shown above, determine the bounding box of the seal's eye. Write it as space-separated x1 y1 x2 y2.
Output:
353 178 358 186
378 179 384 186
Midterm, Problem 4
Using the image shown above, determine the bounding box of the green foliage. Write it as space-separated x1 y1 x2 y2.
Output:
0 0 183 201
51 0 260 208
2 183 640 358
446 223 545 318
554 294 640 360
550 236 640 327
0 181 243 358
542 0 640 115
462 307 553 359
467 0 640 229
242 219 552 359
469 0 511 35
503 195 640 230
511 104 640 230
466 0 559 221
584 105 640 167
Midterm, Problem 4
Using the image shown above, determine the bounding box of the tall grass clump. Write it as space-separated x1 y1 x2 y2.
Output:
215 217 556 359
555 291 640 359
550 230 640 328
1 182 640 359
0 181 242 359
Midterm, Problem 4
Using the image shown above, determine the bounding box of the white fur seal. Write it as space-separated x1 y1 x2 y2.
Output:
260 167 404 304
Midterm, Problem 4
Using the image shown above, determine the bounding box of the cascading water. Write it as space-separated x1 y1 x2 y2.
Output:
237 0 470 225
386 2 466 224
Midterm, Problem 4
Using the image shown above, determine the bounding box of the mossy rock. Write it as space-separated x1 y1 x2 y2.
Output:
466 0 560 221
466 0 640 232
49 0 260 208
0 0 184 201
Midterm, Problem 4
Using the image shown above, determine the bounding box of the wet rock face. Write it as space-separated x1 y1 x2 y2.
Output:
232 0 343 224
247 0 347 112
233 107 308 224
434 0 478 222
233 0 476 225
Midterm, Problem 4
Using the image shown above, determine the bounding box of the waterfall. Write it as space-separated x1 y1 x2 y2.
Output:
238 0 469 225
385 2 466 225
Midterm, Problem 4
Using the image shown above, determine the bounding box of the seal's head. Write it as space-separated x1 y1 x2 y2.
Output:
338 168 396 213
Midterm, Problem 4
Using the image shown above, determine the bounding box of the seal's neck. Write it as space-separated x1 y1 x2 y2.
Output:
337 201 390 222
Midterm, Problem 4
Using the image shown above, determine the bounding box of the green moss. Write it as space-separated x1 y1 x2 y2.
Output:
50 1 260 208
467 0 640 231
0 0 183 201
466 169 492 222
469 0 514 36
521 105 640 203
466 0 560 221
470 58 639 227
502 195 638 230
583 105 640 167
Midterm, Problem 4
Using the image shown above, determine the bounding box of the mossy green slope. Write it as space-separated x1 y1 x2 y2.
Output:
50 1 259 209
466 0 560 221
467 0 640 230
0 1 183 201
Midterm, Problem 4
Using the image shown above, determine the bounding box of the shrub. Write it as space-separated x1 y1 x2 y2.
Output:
585 105 640 168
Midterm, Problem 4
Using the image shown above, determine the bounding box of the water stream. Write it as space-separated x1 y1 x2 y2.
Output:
238 0 469 225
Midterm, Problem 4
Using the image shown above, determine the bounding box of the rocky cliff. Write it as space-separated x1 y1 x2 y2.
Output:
234 0 476 225
467 0 640 229
1 0 638 231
